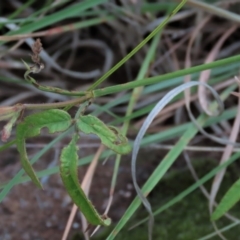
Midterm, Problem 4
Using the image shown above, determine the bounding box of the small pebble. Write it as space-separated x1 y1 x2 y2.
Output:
72 222 79 229
46 221 52 228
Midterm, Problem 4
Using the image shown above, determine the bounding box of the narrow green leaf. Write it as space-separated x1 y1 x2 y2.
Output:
21 59 30 71
133 152 240 229
60 134 111 226
0 139 16 152
106 82 234 240
3 0 107 36
77 115 131 154
16 109 72 188
211 178 240 221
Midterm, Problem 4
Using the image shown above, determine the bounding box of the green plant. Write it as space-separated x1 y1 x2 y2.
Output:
1 0 240 239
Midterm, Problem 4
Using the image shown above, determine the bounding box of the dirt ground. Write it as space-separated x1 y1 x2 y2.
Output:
0 139 160 240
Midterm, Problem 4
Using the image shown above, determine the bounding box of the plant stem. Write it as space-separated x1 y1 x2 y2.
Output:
24 96 89 110
93 54 240 97
24 68 88 97
16 53 240 111
88 0 188 90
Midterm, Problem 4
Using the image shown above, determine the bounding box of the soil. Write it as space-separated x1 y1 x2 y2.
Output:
0 141 159 240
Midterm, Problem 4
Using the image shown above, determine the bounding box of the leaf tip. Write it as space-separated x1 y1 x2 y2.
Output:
21 59 30 70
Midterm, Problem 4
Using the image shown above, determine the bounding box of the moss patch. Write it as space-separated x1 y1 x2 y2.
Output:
93 159 240 240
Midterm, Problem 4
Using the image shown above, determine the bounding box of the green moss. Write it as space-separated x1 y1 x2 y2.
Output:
93 159 240 240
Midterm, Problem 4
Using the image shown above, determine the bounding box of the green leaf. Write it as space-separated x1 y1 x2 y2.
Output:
4 0 107 37
60 134 111 226
16 109 72 188
77 115 131 154
211 178 240 221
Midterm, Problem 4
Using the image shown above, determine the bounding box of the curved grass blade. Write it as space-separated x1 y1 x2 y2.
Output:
77 115 131 155
107 83 232 240
16 109 72 188
60 134 111 226
211 178 240 221
131 81 223 239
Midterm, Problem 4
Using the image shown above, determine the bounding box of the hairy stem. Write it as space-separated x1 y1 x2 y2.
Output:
24 96 90 110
